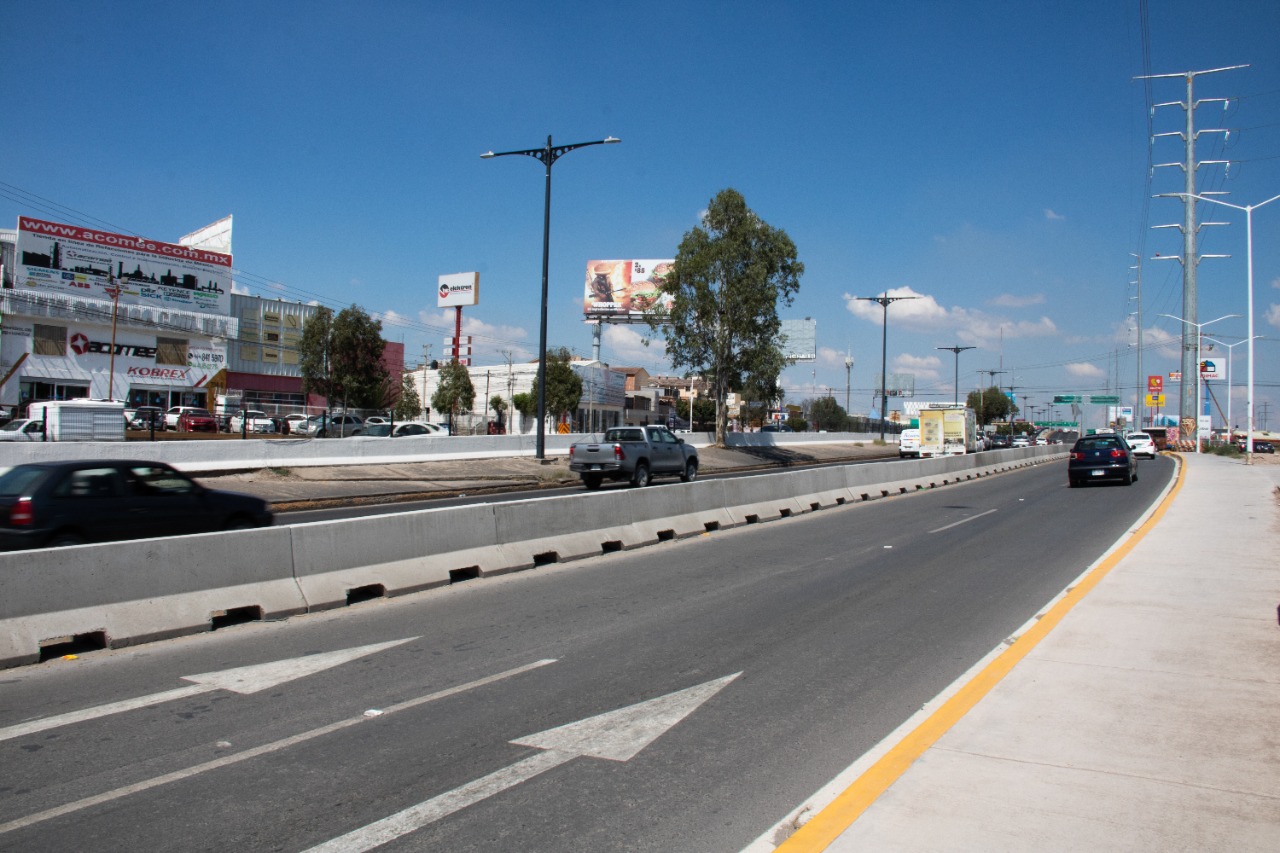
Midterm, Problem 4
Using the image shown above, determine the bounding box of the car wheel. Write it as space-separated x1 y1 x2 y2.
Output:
631 462 650 488
582 474 603 491
680 460 698 483
1068 478 1079 488
48 531 85 547
1122 470 1133 486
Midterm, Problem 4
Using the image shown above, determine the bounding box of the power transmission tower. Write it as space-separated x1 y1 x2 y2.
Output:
1140 64 1245 444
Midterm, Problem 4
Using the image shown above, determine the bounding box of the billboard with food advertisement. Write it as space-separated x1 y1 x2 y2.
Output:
583 259 675 323
15 216 233 315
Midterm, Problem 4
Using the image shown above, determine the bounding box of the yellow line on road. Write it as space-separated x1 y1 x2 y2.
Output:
777 455 1186 851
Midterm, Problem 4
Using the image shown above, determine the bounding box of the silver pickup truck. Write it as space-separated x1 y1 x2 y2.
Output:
568 425 699 489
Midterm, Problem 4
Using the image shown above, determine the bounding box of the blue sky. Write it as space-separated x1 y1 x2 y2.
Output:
3 1 1278 428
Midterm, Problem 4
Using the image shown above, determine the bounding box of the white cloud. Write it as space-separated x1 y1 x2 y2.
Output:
230 281 252 295
1266 303 1280 330
1065 363 1106 379
1044 209 1066 221
601 323 668 368
816 346 853 368
892 352 943 383
990 293 1046 308
843 286 1057 348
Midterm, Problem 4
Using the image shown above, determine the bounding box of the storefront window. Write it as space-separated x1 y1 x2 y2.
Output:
33 325 67 356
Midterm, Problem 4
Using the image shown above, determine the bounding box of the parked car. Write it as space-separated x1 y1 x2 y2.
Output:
296 413 364 437
176 408 219 433
283 413 310 433
360 422 437 438
1068 434 1138 487
128 406 165 430
229 410 278 434
0 460 273 550
761 423 793 432
1125 432 1157 460
1250 439 1274 454
363 416 389 426
164 406 208 430
0 419 45 441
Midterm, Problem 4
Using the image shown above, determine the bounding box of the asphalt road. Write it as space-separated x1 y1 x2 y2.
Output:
0 456 1174 852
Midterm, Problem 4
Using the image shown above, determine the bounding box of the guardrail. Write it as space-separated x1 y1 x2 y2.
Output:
0 447 1062 668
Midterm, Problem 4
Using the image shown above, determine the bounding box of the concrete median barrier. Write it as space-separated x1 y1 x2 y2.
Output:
0 450 1068 668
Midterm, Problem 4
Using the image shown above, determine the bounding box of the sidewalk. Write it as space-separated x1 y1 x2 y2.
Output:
783 452 1280 851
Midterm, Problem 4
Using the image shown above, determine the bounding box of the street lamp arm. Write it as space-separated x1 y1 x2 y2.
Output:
481 137 620 166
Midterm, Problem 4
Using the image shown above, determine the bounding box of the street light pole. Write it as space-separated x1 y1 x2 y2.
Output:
1159 312 1240 452
843 352 854 415
1201 335 1257 446
1163 191 1280 462
104 274 123 402
482 134 620 460
937 345 975 406
856 294 917 440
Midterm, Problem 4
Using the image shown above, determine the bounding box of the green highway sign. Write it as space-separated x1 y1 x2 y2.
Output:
1053 395 1080 403
1090 395 1120 404
1038 421 1076 427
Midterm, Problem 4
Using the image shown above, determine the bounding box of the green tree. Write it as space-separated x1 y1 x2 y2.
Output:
966 385 1012 426
431 361 475 429
650 188 803 447
489 395 508 430
543 347 584 423
301 305 388 411
512 392 537 418
809 396 847 432
676 396 717 430
299 306 335 403
393 372 421 421
330 305 388 409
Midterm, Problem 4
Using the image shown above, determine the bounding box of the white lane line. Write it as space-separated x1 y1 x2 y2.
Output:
928 508 997 534
0 637 418 743
306 673 741 852
0 658 557 837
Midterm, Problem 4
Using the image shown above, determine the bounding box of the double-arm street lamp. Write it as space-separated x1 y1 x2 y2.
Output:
857 294 917 440
1158 312 1239 452
482 134 620 460
937 345 975 406
1159 191 1280 462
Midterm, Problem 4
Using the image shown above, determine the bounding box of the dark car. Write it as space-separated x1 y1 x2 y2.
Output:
128 406 165 430
760 423 793 432
0 460 273 550
176 408 218 433
361 422 436 438
988 434 1012 449
1250 440 1274 454
1068 434 1138 487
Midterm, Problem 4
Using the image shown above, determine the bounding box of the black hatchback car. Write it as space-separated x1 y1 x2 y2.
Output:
1068 434 1138 487
0 460 273 550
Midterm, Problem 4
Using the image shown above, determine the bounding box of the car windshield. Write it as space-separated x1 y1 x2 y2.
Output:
0 465 51 496
1 420 30 432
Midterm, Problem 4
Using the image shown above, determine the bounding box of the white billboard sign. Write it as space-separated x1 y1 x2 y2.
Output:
1199 357 1223 381
438 272 479 307
16 216 233 315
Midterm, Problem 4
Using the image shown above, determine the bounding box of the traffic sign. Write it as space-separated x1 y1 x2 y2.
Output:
1053 395 1080 404
1146 393 1165 407
1090 395 1120 404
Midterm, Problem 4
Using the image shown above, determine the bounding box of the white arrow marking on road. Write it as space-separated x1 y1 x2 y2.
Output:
305 672 742 853
0 637 417 743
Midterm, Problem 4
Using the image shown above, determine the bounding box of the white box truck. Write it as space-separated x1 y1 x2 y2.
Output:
29 400 126 442
918 404 980 457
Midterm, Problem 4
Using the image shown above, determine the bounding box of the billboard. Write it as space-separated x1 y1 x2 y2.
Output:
438 272 479 307
1198 358 1223 381
583 260 674 322
15 217 232 315
779 318 816 361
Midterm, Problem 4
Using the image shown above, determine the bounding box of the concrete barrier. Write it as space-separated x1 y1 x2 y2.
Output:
0 448 1067 668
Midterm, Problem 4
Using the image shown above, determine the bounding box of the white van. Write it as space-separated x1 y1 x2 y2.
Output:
898 428 920 458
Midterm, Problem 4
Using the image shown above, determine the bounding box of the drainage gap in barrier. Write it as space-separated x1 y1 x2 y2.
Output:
657 529 675 542
745 514 760 524
835 497 846 506
450 566 481 584
39 631 107 662
704 520 720 532
211 606 262 631
861 493 872 501
601 540 623 554
346 584 386 606
810 502 821 512
779 508 793 518
533 551 559 567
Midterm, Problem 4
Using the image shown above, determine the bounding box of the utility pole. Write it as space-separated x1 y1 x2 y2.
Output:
420 344 431 419
937 345 975 406
1140 63 1245 446
856 293 917 440
1130 253 1145 428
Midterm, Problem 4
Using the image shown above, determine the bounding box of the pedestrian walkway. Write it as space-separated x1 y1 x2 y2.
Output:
776 452 1280 851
